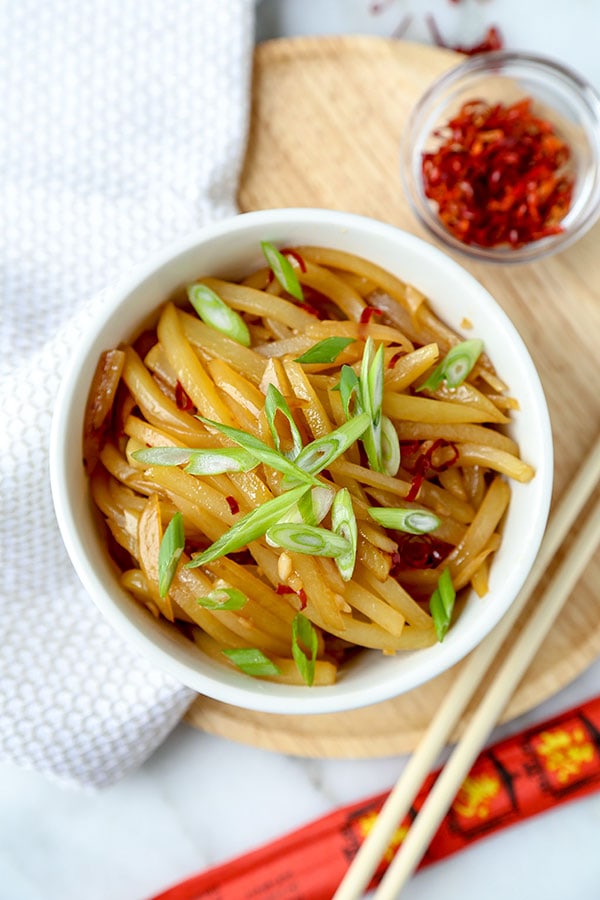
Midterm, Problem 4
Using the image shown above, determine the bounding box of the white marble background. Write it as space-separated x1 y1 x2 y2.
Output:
3 2 600 899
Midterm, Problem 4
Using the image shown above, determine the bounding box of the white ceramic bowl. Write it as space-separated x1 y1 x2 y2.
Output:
50 208 553 715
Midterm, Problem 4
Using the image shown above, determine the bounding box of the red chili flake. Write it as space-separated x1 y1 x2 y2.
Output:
404 439 459 500
388 350 405 369
225 495 239 515
175 381 195 411
394 535 452 570
276 583 308 609
399 535 433 569
280 248 307 272
298 302 323 319
422 95 574 248
426 16 504 55
400 440 422 462
406 472 425 503
359 306 383 325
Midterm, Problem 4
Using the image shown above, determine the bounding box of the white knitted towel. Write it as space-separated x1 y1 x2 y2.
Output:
0 0 255 788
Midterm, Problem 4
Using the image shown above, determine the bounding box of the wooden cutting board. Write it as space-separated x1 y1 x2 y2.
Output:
186 36 600 757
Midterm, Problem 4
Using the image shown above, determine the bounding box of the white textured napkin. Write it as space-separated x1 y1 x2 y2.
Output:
0 0 255 788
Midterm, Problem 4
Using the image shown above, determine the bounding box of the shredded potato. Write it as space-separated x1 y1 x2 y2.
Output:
83 245 534 685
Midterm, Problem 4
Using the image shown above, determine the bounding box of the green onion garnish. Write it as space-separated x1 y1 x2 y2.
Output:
264 384 303 460
284 486 334 526
132 446 258 475
380 415 401 477
336 365 362 420
429 568 456 642
360 338 385 472
416 339 483 393
132 447 192 467
265 522 351 558
184 449 257 476
368 507 441 534
331 488 358 582
188 283 251 347
158 511 185 597
197 417 318 486
222 647 280 677
295 337 355 365
291 613 318 686
197 588 248 610
292 412 371 477
186 484 310 568
261 241 304 302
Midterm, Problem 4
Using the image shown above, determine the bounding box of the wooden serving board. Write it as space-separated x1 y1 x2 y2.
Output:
186 36 600 757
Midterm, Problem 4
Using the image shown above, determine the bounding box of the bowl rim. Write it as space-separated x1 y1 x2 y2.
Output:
49 207 554 714
400 50 600 264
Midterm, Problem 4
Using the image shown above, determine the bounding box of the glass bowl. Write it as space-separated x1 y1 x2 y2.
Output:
49 208 553 715
400 52 600 264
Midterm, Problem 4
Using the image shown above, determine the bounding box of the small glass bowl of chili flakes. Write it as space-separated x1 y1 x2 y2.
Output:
400 51 600 263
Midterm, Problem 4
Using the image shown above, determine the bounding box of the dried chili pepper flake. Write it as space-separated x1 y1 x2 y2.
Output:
276 583 307 609
298 301 323 319
426 16 504 55
422 96 574 248
404 439 459 500
276 583 295 595
175 381 195 411
388 350 405 369
406 471 425 503
225 495 240 515
394 534 453 570
280 248 307 272
359 306 383 324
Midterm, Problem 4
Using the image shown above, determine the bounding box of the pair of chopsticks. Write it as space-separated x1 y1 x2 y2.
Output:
335 433 600 900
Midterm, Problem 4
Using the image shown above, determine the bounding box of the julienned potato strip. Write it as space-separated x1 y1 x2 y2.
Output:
84 245 535 686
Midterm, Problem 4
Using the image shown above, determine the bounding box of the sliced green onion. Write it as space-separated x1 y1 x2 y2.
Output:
261 241 304 302
291 613 318 686
295 337 355 365
132 445 258 476
184 448 258 475
132 447 193 467
368 506 441 534
279 486 335 526
360 338 385 472
292 412 371 477
336 365 362 419
222 647 280 677
197 588 248 610
264 384 303 460
158 511 185 597
197 417 317 486
188 283 251 347
331 488 358 582
366 341 385 422
429 568 456 642
380 415 401 477
416 339 483 393
186 484 310 568
265 522 351 557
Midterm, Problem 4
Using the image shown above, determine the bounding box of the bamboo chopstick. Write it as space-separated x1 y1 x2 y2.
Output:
334 434 600 900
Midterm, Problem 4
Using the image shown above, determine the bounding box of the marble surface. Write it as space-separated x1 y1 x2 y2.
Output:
3 2 600 899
